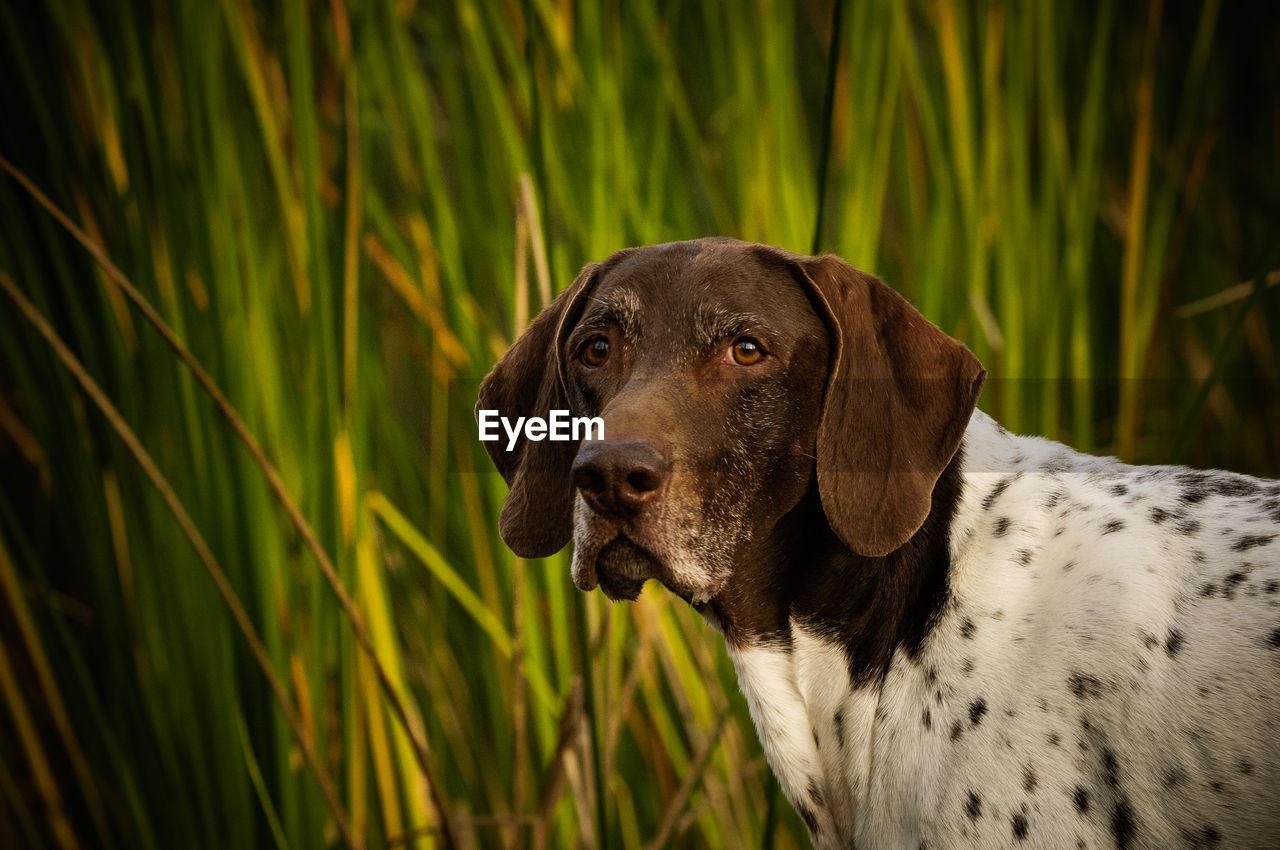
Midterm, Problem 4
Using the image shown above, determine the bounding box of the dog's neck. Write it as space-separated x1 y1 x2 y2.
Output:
704 448 964 686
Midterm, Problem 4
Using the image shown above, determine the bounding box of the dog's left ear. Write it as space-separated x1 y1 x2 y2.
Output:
476 263 601 558
789 252 986 557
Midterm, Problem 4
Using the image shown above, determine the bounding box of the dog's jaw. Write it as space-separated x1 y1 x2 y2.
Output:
570 492 729 605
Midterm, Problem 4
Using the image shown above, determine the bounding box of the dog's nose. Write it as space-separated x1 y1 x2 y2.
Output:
572 440 669 518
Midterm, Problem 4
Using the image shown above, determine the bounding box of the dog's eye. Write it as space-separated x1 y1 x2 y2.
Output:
580 336 610 367
729 338 765 366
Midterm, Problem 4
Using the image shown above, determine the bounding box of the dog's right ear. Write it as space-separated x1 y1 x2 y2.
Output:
476 263 601 558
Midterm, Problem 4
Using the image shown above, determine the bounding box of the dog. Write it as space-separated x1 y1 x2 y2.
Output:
477 238 1280 849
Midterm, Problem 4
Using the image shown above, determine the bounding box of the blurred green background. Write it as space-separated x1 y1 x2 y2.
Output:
0 1 1277 848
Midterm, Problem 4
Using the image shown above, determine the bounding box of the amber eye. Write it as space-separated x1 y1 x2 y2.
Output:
580 336 610 367
729 338 765 366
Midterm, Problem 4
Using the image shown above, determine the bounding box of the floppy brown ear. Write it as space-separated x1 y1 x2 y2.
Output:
799 255 986 557
476 263 600 558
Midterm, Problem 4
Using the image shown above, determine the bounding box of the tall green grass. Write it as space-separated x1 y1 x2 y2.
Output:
0 1 1276 848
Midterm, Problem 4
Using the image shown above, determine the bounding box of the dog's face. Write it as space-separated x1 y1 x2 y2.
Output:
478 238 985 608
560 244 829 603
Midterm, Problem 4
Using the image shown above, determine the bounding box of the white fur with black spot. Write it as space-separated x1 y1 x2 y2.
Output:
730 410 1280 848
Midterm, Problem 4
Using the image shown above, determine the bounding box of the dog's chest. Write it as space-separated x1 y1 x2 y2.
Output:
727 627 956 848
726 633 871 848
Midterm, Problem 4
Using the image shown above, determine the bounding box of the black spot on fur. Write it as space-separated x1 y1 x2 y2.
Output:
1073 787 1089 813
1180 483 1210 505
1200 824 1223 846
1016 548 1035 567
1012 812 1029 841
1210 780 1224 793
1176 518 1202 536
808 778 825 811
1103 749 1120 789
1101 519 1125 534
970 698 988 726
1207 476 1261 498
960 618 977 639
993 517 1011 537
1045 454 1075 474
812 729 820 749
1164 629 1185 657
1220 571 1249 600
1112 798 1136 849
1265 580 1279 594
1149 506 1172 524
1110 484 1129 497
1163 766 1186 788
1238 759 1254 775
1069 672 1105 699
1048 731 1061 747
984 476 1015 510
950 721 964 742
922 708 932 731
1232 534 1275 552
1268 627 1280 649
1022 765 1038 793
1199 582 1217 598
965 790 982 821
1140 631 1158 649
1062 560 1077 573
833 710 845 748
962 657 975 676
796 803 818 834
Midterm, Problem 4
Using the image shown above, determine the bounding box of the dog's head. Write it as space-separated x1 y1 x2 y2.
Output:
477 238 984 605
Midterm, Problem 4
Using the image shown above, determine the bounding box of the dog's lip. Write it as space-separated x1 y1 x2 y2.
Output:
594 536 661 601
571 525 616 592
573 564 600 592
573 528 724 607
573 527 661 594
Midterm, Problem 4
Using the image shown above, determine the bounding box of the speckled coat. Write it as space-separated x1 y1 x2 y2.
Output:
728 409 1280 849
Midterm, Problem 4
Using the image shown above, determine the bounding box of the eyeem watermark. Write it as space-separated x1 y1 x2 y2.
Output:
478 409 604 450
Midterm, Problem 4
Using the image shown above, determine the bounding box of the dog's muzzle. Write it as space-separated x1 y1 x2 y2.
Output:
570 438 672 599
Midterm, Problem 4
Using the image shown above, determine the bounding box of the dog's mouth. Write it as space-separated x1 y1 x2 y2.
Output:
573 528 723 606
593 537 660 601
